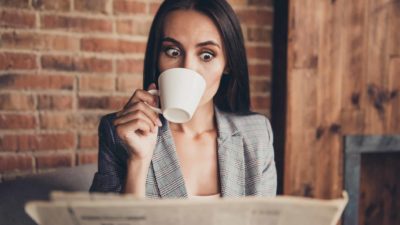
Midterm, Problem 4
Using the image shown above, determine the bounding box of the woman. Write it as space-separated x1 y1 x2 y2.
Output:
90 0 276 198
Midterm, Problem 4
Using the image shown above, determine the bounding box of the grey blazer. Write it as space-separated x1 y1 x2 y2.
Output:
90 106 277 198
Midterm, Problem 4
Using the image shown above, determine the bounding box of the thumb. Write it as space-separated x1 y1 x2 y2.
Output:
147 83 159 107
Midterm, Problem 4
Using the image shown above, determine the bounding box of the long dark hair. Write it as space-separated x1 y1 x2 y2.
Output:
143 0 250 114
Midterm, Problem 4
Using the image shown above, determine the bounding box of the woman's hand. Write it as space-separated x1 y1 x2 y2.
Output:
113 83 162 162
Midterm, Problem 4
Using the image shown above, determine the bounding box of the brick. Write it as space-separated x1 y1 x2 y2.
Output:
76 113 102 130
227 0 247 6
39 114 99 134
32 0 70 11
0 93 35 111
149 2 160 14
0 53 37 70
0 133 75 151
0 114 36 129
0 154 33 173
116 58 143 74
40 35 80 51
116 19 151 36
37 133 76 151
1 32 79 51
0 32 38 50
36 152 74 169
251 96 271 110
0 10 35 28
78 133 98 149
78 96 128 110
236 9 273 26
38 95 73 110
81 38 147 54
0 74 74 90
247 27 272 43
0 134 38 152
77 151 98 165
0 0 30 8
248 64 271 77
79 76 115 91
248 0 273 7
39 112 76 129
113 0 146 14
0 135 18 152
41 15 112 33
246 46 272 60
117 75 142 92
116 20 133 34
250 79 271 93
41 55 112 73
74 0 108 14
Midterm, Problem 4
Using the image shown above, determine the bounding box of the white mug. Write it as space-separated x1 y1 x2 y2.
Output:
147 68 206 123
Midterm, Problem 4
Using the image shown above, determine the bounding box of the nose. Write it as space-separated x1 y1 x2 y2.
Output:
181 53 197 72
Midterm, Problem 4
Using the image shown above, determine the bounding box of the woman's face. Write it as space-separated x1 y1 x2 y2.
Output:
158 9 227 107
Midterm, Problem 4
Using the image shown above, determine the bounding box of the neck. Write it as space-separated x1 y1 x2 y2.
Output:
169 102 216 136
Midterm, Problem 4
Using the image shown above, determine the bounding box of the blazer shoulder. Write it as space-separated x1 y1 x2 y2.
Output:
99 112 117 127
222 112 273 143
98 112 118 146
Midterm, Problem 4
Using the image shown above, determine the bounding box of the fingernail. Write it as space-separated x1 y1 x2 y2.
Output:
157 119 162 127
148 83 156 90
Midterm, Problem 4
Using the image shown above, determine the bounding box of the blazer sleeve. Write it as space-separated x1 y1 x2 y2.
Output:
89 115 126 193
261 117 277 196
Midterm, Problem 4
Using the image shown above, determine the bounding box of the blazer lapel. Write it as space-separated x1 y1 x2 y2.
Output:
215 107 245 197
149 107 245 198
151 117 188 198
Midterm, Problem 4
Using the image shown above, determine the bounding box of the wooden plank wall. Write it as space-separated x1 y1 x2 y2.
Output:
285 0 400 200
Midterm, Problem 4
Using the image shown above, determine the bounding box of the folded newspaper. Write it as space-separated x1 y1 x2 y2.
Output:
25 192 348 225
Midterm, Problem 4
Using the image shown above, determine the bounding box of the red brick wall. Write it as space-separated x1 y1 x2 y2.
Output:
0 0 273 181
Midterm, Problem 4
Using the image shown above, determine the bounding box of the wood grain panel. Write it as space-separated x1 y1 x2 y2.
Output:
340 0 368 134
365 0 391 133
386 1 400 132
387 58 400 132
285 0 400 202
387 0 400 56
289 0 321 69
314 0 344 198
284 69 318 196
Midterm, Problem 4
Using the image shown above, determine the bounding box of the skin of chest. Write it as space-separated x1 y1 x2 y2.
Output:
171 130 220 196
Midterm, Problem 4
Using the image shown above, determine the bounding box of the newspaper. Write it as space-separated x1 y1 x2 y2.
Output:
25 192 348 225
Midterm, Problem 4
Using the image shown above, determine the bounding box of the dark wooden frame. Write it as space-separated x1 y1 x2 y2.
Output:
271 0 289 195
343 135 400 225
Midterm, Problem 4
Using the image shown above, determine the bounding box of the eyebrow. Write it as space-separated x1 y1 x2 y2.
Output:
161 37 221 49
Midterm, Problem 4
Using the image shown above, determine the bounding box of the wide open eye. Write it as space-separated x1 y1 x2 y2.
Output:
164 47 181 58
200 52 214 62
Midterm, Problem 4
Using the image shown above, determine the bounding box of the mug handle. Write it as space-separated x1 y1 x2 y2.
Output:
146 89 162 114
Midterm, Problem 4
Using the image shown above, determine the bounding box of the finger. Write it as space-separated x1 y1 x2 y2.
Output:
123 89 158 110
117 101 160 126
113 110 155 128
117 102 162 126
114 117 156 134
116 118 155 136
131 119 156 134
117 91 157 118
